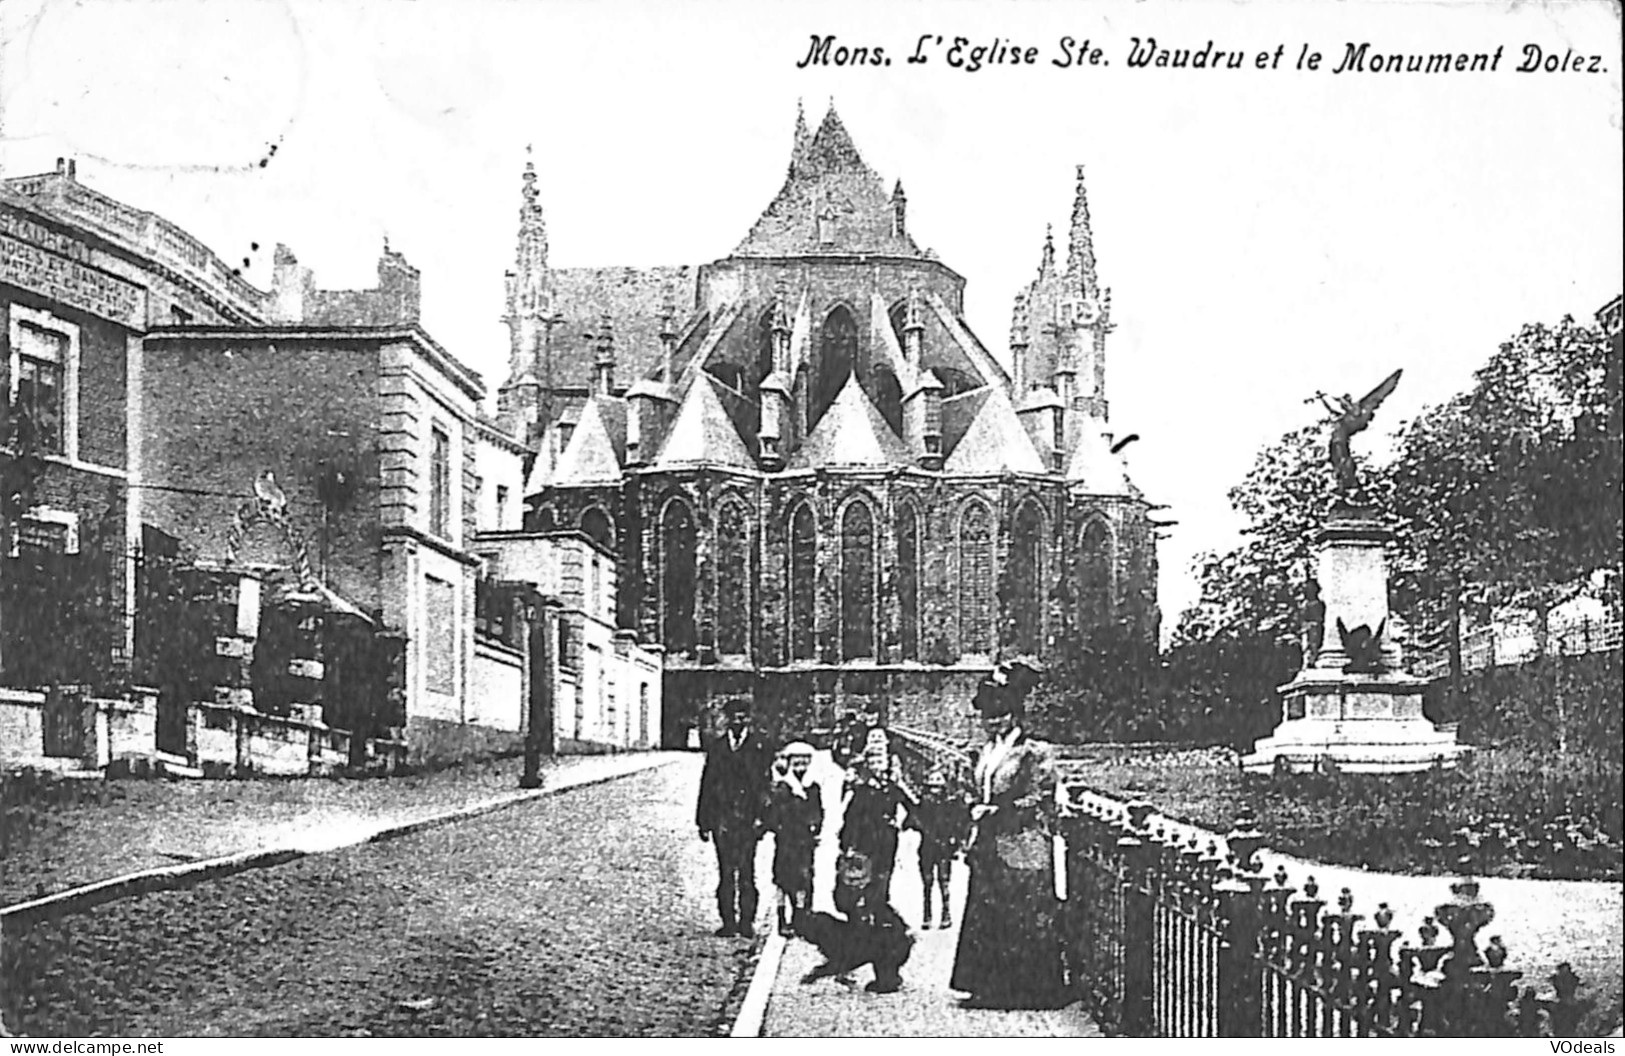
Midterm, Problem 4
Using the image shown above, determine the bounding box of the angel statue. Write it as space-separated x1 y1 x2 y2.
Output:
1313 369 1403 497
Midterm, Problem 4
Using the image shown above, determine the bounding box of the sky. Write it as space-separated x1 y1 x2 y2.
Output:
1 0 1620 630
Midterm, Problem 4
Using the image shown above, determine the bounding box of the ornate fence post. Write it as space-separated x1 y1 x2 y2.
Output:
1216 810 1267 1036
1433 878 1495 1035
1118 800 1156 1036
1540 963 1593 1038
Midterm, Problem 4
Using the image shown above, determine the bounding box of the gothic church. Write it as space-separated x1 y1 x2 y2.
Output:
494 104 1158 741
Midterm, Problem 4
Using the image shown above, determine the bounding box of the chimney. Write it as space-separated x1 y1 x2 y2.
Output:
270 244 307 322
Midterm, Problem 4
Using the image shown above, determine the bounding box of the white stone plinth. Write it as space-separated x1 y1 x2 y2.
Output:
1242 673 1470 774
1244 504 1469 775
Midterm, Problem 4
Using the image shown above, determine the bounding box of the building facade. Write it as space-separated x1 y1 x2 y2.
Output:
497 106 1160 742
2 158 274 692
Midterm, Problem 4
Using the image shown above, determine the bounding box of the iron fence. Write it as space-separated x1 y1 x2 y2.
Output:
887 727 1596 1037
1060 792 1593 1037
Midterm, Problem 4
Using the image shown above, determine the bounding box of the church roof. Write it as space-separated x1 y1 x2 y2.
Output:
547 265 698 390
550 395 626 486
650 373 755 471
733 105 923 259
944 386 1047 475
941 387 990 456
1064 422 1134 496
790 372 913 470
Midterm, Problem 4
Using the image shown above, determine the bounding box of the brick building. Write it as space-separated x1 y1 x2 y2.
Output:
497 105 1161 742
1 159 273 692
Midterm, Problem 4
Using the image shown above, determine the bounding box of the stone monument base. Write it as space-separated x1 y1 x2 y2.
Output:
1241 673 1471 774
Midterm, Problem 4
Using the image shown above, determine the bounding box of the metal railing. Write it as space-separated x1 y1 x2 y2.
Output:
1059 790 1594 1037
882 729 1597 1037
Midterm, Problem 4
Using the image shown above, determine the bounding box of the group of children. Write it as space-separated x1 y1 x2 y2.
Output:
764 726 972 994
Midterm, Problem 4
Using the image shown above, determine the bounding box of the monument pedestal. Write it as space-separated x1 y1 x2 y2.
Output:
1241 505 1469 775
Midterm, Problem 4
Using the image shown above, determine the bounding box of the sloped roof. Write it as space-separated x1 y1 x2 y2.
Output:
551 396 626 486
941 387 991 456
1065 424 1133 496
734 106 922 259
651 373 755 471
547 265 698 388
944 386 1047 475
789 372 913 470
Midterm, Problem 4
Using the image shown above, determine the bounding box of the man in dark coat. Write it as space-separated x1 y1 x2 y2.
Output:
696 699 774 937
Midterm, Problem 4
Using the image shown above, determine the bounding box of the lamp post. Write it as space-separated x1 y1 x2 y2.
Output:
520 592 554 789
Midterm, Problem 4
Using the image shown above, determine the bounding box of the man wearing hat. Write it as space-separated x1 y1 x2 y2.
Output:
696 697 774 937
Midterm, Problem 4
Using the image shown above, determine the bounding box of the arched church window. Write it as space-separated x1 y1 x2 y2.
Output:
1011 500 1045 655
813 305 858 428
958 500 995 655
530 504 558 532
659 499 698 654
1078 517 1115 632
840 500 876 660
788 503 817 661
872 365 903 437
716 500 751 657
895 503 920 661
580 507 614 551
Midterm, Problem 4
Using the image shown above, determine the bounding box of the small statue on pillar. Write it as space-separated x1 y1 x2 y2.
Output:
1299 576 1326 668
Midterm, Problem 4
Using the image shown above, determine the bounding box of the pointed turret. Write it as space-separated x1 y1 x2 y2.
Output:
1009 292 1031 395
791 99 812 174
658 284 679 382
1038 224 1056 279
891 180 907 239
592 310 616 397
901 284 925 368
760 282 796 471
1066 164 1100 301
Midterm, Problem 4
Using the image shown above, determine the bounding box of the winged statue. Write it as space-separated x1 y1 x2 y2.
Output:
1314 369 1402 496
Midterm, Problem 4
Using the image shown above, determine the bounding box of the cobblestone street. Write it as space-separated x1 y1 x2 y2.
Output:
4 755 763 1037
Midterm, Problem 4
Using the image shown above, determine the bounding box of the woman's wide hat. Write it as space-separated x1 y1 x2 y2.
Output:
972 659 1044 716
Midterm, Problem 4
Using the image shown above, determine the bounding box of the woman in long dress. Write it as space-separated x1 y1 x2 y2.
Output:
949 665 1069 1010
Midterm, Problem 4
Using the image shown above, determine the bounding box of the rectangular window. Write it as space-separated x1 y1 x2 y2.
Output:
495 484 510 525
15 323 67 454
429 426 451 538
424 574 455 694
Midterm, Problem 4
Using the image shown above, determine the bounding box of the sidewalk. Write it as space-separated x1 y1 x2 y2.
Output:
759 753 1102 1038
1 752 679 908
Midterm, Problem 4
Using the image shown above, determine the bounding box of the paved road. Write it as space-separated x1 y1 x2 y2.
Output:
4 755 762 1037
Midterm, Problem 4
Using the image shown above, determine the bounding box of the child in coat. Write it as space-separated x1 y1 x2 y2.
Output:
768 741 822 937
906 768 972 929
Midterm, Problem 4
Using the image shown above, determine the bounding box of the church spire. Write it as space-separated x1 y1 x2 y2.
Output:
1066 164 1099 300
498 147 558 448
505 148 552 324
790 98 811 174
1037 223 1056 279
